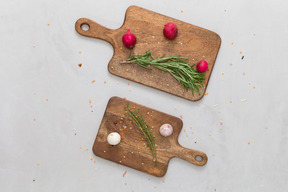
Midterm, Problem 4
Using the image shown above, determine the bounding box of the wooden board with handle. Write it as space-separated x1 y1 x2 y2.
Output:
75 6 221 101
93 97 207 177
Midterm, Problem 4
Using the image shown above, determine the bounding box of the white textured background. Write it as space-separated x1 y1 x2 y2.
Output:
1 0 288 191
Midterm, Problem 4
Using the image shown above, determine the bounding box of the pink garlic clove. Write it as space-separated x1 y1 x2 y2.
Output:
159 124 173 137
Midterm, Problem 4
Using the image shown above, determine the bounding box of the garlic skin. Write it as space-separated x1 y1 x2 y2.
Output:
159 124 173 137
107 132 121 145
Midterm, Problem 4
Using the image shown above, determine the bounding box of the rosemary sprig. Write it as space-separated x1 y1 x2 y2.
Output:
124 105 156 161
121 50 205 95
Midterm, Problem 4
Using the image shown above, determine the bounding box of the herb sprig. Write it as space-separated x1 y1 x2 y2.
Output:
121 50 205 95
124 105 156 161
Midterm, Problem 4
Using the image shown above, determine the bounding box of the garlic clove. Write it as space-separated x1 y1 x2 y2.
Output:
107 132 121 145
159 124 173 137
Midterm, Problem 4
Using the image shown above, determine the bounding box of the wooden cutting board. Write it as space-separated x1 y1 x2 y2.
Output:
75 6 221 101
93 97 207 177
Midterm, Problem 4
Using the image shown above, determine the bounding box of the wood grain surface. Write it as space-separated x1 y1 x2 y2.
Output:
75 6 221 101
93 97 208 177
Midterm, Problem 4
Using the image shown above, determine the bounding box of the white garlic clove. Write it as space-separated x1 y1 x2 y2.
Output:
107 132 121 145
159 124 173 137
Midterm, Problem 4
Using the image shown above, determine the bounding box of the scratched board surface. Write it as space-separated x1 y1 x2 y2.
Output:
92 97 207 177
75 6 221 101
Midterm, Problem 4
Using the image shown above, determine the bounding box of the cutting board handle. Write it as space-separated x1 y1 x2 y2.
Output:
172 144 208 166
75 18 115 46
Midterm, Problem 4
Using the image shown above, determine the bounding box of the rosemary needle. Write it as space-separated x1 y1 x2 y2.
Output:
121 50 205 95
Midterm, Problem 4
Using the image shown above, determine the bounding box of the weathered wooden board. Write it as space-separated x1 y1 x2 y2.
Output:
75 6 221 101
93 97 207 177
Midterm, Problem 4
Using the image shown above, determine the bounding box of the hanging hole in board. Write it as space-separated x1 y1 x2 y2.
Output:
195 155 203 162
81 23 90 31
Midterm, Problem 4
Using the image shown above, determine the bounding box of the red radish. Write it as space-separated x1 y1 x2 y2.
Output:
163 22 178 39
196 60 208 72
122 29 136 49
